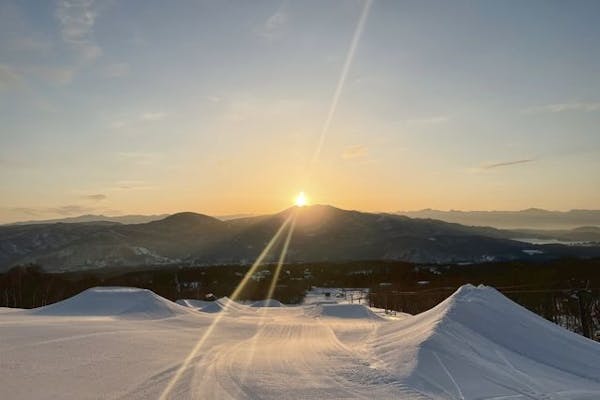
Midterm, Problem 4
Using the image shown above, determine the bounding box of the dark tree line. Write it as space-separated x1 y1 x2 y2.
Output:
366 258 600 341
2 258 599 340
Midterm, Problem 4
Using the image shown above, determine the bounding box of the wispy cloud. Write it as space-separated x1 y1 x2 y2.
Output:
405 116 449 125
482 159 535 170
103 63 129 78
55 0 102 61
206 95 222 103
256 6 288 41
112 180 156 191
11 36 53 53
0 63 74 90
222 95 305 123
110 111 168 129
524 102 600 114
341 144 369 160
28 66 75 85
0 64 23 90
81 193 106 201
117 152 161 165
110 120 127 129
140 111 168 121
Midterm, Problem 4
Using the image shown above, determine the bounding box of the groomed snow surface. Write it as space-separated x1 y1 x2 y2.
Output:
1 285 600 399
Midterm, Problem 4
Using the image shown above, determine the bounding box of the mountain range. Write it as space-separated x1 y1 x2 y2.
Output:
1 205 599 272
397 208 600 229
5 213 255 226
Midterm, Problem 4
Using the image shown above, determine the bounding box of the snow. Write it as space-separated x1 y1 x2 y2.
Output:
175 298 212 309
523 249 544 255
306 303 383 320
251 299 285 307
373 284 600 399
177 297 251 314
28 287 194 319
1 284 600 399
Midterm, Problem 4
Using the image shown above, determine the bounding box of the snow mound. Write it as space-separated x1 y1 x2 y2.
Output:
217 297 250 312
308 303 382 320
374 284 600 399
30 287 192 319
176 299 212 309
196 301 226 313
176 297 250 313
251 299 285 307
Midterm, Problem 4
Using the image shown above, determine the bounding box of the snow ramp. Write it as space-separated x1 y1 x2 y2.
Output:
374 284 600 399
251 299 285 307
177 297 250 314
30 287 193 319
307 303 383 320
176 299 212 309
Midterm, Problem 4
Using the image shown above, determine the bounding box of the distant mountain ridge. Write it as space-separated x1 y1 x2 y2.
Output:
397 209 600 229
7 214 170 226
4 212 256 226
1 205 599 272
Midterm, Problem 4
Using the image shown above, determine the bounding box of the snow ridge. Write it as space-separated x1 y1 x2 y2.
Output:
29 287 193 319
374 284 600 399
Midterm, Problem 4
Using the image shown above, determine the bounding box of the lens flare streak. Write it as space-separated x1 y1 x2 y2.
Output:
309 0 373 171
158 213 294 400
266 214 297 302
158 2 373 396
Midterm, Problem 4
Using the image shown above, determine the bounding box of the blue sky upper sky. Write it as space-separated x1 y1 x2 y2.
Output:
1 0 599 222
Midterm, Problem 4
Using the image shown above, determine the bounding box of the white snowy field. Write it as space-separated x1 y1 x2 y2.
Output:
1 285 600 399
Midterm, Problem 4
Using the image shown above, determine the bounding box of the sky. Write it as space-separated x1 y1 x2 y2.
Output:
1 0 599 223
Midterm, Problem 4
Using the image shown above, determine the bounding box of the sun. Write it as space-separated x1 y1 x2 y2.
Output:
295 191 308 207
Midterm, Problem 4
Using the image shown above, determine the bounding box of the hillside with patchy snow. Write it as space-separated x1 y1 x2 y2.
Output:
5 206 600 272
1 285 599 399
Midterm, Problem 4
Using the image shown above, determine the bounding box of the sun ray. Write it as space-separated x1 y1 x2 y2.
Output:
266 213 297 301
308 0 373 174
158 213 294 400
238 212 298 383
157 3 373 396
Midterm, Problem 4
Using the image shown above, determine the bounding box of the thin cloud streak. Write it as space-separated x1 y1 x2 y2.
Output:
82 194 106 201
405 116 449 125
524 102 600 114
112 180 156 191
140 112 168 121
482 159 535 170
341 144 368 160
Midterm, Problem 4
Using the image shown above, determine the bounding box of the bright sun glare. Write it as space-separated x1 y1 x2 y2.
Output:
295 192 308 207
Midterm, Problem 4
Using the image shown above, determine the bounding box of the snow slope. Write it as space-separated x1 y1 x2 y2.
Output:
175 298 212 309
1 285 599 399
177 297 252 314
306 303 383 320
251 299 285 307
28 287 193 319
374 284 600 399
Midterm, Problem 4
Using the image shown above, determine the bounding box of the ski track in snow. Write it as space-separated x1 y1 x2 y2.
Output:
1 285 600 399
